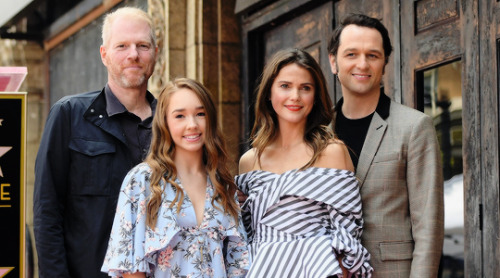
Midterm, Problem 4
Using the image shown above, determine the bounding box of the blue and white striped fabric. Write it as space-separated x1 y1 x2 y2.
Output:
236 167 373 278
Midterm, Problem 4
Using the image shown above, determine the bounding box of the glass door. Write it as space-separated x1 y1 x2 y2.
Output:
420 60 464 278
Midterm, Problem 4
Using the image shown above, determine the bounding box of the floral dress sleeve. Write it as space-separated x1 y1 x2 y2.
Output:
101 163 153 277
224 193 250 278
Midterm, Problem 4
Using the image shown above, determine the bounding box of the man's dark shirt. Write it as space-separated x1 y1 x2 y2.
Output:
334 92 391 169
335 109 373 168
105 85 155 162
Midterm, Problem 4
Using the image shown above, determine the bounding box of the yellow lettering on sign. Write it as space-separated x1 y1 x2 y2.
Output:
0 184 10 200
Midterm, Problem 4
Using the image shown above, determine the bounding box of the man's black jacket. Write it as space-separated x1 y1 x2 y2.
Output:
34 89 154 278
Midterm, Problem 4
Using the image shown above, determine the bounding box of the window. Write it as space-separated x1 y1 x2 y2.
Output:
420 60 464 277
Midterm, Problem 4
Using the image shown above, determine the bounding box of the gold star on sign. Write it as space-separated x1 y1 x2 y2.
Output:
0 267 14 278
0 147 12 177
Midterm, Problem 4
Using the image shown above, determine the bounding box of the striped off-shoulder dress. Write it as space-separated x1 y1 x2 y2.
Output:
235 167 373 278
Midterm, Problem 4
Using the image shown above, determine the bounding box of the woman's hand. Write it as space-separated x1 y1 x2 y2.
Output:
237 190 248 205
123 272 146 278
337 254 350 277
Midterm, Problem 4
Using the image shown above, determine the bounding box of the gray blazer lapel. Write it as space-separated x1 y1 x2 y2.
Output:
356 112 387 187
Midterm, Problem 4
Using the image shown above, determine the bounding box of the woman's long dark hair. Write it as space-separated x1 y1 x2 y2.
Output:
251 48 335 170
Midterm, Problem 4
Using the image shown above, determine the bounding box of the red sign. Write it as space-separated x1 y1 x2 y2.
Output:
0 68 27 92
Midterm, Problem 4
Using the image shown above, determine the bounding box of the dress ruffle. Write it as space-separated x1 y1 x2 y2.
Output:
102 163 249 277
236 167 373 277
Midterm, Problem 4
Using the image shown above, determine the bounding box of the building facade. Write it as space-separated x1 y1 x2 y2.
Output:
0 0 498 277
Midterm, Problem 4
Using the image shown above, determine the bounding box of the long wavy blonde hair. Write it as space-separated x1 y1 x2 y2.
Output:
145 78 239 229
251 48 335 170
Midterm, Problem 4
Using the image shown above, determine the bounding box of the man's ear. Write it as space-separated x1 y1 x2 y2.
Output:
100 45 108 67
328 54 337 75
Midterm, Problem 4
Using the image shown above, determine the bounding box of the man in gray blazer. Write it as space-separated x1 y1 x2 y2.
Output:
328 14 444 277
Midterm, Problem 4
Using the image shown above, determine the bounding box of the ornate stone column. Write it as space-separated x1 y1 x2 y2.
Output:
149 0 242 172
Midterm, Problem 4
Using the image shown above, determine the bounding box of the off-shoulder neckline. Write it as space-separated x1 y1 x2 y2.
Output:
237 166 354 177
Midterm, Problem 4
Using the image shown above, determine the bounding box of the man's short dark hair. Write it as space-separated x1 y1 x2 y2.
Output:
328 13 393 64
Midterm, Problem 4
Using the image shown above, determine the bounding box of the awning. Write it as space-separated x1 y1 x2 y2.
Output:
0 0 34 27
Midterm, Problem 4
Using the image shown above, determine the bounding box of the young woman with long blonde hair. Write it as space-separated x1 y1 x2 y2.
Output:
102 78 249 278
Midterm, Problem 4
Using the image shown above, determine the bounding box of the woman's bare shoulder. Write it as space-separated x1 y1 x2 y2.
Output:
239 148 259 174
316 140 354 171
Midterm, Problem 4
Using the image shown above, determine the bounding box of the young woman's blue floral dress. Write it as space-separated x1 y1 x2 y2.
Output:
102 163 249 278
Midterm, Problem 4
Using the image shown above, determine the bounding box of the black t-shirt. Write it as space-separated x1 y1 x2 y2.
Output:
335 110 374 169
334 92 391 169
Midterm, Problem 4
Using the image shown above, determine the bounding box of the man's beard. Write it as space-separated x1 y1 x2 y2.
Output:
118 73 147 88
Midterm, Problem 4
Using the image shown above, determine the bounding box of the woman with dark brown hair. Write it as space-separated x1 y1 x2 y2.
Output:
236 48 372 277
